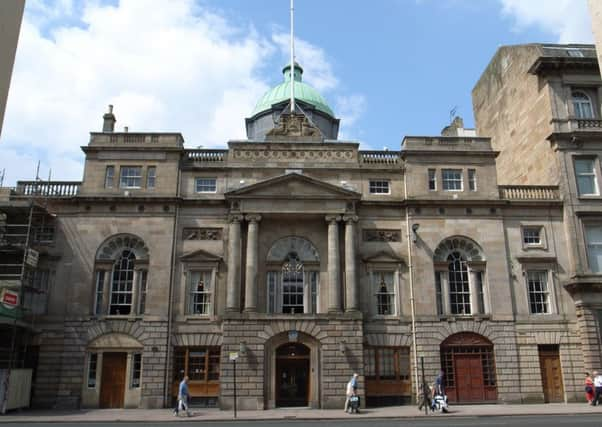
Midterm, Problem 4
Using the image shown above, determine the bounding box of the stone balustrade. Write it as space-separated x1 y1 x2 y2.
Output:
498 185 559 200
359 151 401 165
16 181 81 197
185 149 227 162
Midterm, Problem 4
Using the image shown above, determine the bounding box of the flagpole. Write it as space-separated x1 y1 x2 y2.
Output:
290 0 295 112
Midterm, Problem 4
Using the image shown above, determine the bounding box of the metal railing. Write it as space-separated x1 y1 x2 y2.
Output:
16 181 80 197
498 185 559 200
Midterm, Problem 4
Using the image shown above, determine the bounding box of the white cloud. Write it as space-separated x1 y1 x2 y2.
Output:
335 95 366 140
0 0 365 186
499 0 593 43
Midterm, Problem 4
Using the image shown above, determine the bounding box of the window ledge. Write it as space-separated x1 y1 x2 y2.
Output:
438 314 491 322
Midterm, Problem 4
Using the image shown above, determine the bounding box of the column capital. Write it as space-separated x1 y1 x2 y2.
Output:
325 214 342 224
228 214 244 223
342 214 359 223
245 214 262 223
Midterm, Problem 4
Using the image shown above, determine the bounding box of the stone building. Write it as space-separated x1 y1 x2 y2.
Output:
0 57 591 410
473 43 602 393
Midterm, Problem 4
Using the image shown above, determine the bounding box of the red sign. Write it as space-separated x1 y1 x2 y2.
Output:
1 290 18 308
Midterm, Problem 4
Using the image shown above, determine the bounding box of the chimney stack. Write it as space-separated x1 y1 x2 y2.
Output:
102 104 116 132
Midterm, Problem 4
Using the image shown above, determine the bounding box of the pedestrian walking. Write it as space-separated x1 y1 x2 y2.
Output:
344 373 359 413
584 372 595 405
173 375 191 417
594 371 602 406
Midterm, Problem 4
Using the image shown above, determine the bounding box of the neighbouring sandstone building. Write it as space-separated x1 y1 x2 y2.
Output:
473 43 602 397
0 50 599 410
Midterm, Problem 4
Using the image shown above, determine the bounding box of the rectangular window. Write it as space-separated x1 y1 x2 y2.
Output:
574 158 599 196
131 353 142 388
369 180 390 194
172 347 221 384
468 169 476 191
374 271 395 315
267 271 277 314
476 271 485 314
195 178 217 193
105 166 115 189
585 225 602 273
527 270 550 314
189 271 212 315
435 272 443 315
146 166 156 189
33 225 55 244
310 271 318 314
363 346 410 381
94 271 105 315
523 227 542 246
120 166 142 189
442 169 463 191
87 353 98 388
109 255 135 315
138 270 148 314
428 169 436 191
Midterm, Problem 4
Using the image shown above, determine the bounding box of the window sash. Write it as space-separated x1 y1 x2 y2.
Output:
468 169 476 191
586 225 602 273
523 227 542 245
575 159 599 195
448 253 471 314
94 271 105 315
572 92 594 119
267 270 318 314
109 251 135 315
428 169 436 191
131 353 142 388
105 166 114 189
138 270 148 314
369 180 390 194
120 167 142 189
373 271 395 315
196 178 217 193
189 271 212 315
442 169 463 191
527 270 549 314
146 166 156 189
87 353 98 388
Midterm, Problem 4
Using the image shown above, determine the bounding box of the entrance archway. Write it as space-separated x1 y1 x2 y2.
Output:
440 332 497 403
275 343 310 407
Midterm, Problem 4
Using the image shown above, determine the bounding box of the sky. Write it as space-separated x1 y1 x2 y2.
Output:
0 0 595 186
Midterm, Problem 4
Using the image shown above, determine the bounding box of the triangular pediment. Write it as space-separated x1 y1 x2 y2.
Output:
362 251 406 265
180 249 222 262
225 173 360 200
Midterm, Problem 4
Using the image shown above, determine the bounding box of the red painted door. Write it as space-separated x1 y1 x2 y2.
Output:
454 354 485 402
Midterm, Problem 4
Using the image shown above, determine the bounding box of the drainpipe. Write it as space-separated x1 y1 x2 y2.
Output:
404 174 420 397
163 155 182 407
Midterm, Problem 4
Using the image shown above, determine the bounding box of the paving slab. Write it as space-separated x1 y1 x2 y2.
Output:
0 403 601 423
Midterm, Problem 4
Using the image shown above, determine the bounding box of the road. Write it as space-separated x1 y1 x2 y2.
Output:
1 415 601 427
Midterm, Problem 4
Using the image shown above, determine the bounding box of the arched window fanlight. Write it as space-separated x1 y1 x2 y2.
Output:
572 91 594 119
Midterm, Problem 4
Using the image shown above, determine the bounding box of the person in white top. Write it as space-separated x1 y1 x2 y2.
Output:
594 371 602 406
344 373 359 413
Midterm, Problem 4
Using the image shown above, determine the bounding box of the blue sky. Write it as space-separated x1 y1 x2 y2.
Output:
0 0 594 185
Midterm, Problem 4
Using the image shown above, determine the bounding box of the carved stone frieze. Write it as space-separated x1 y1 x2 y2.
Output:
182 227 223 241
266 112 322 138
232 148 355 162
363 229 402 242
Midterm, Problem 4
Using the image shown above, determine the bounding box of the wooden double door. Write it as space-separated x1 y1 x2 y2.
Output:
100 352 127 408
539 346 564 403
454 355 485 402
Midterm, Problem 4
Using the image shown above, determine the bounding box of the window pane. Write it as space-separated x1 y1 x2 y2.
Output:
523 227 542 245
131 353 142 388
188 349 207 381
369 180 390 194
527 270 549 314
138 270 148 314
442 169 462 191
95 271 105 315
120 167 142 188
87 353 98 388
375 271 395 315
586 225 602 273
575 159 598 195
146 166 156 189
468 169 476 191
428 169 436 190
282 253 304 314
379 348 395 380
109 250 135 315
189 271 212 315
448 251 471 314
105 166 114 188
364 348 376 380
196 178 217 193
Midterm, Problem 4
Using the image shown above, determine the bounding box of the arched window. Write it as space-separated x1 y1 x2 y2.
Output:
572 91 594 119
94 234 149 316
110 250 136 315
447 252 471 315
434 237 486 316
266 237 320 314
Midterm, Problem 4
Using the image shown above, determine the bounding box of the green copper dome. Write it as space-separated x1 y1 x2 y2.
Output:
251 63 335 117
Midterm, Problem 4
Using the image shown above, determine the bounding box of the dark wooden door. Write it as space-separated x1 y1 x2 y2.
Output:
454 354 485 402
539 347 564 403
276 358 309 407
100 352 127 408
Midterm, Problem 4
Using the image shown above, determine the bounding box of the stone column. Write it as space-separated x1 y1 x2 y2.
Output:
226 214 244 311
244 214 261 312
469 268 481 315
343 215 359 312
326 215 342 312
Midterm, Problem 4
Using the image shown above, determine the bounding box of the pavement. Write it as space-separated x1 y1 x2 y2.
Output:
1 403 601 423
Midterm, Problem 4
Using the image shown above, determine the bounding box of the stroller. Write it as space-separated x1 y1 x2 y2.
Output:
431 392 449 413
348 393 360 414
